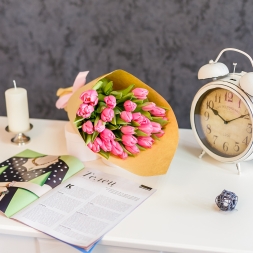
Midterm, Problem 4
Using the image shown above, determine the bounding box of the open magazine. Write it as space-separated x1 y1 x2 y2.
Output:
0 149 156 251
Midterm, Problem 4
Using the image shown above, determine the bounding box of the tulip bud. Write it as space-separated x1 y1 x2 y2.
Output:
125 144 140 154
94 120 105 133
132 88 148 100
80 90 98 106
101 108 114 122
100 129 115 142
104 95 117 109
120 126 135 135
151 122 162 133
150 106 166 117
82 120 94 134
123 100 137 112
120 111 133 122
137 136 154 148
142 102 156 111
122 134 138 146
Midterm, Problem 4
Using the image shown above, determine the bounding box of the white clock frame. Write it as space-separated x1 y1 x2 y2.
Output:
190 48 253 174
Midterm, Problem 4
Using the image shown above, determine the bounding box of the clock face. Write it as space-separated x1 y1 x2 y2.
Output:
194 88 252 158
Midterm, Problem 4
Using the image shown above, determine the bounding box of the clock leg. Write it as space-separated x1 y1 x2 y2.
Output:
236 163 241 175
199 150 206 159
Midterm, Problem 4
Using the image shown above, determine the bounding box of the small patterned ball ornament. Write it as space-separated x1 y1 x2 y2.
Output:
215 190 238 211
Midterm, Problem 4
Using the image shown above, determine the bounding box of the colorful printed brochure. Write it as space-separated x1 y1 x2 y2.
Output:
0 149 84 218
0 150 156 251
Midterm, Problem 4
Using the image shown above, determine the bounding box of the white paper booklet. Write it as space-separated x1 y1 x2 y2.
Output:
12 168 156 250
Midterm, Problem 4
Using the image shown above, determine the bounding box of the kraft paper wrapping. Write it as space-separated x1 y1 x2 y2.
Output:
66 69 179 176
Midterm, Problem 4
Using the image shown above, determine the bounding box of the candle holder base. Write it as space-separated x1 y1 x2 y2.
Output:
5 124 33 146
11 133 30 145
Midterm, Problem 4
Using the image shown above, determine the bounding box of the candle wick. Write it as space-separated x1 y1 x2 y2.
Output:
13 80 17 89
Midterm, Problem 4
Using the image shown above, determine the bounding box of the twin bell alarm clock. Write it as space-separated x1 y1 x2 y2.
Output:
190 48 253 174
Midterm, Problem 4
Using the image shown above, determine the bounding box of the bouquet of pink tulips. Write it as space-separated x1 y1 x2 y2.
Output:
74 78 169 160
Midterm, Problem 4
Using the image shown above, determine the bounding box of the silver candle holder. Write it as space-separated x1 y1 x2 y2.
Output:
5 124 33 146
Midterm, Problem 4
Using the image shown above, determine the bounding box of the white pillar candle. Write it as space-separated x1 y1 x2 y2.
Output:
5 82 30 133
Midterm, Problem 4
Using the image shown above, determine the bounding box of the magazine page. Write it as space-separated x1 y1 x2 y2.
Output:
0 149 84 217
12 168 156 249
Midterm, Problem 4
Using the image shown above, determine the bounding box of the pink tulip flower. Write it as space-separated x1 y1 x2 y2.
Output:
123 100 137 112
132 112 142 121
122 134 138 146
80 90 98 106
151 122 162 133
77 103 94 118
138 123 153 135
150 106 166 117
82 120 94 134
87 137 102 153
104 95 116 109
132 88 148 100
139 116 151 125
137 136 154 148
94 120 105 133
142 102 156 111
100 129 115 142
125 145 140 154
111 141 124 156
120 111 133 122
120 126 135 135
101 108 114 122
119 152 128 159
100 139 112 152
154 130 165 138
132 114 150 125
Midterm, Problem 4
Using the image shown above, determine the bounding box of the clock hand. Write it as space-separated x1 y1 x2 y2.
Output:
226 114 249 123
209 107 227 124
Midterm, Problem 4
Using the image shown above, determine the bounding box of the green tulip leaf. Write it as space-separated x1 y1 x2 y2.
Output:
135 129 149 137
133 106 142 113
136 144 146 151
117 84 135 96
85 134 92 145
92 80 103 90
81 131 86 141
152 117 169 127
111 115 117 125
132 99 144 105
131 121 140 127
103 81 113 95
74 116 84 128
116 116 129 125
111 91 122 99
98 150 110 159
107 124 118 130
91 131 99 142
98 93 105 102
94 115 100 126
141 111 153 120
113 106 122 114
119 143 134 156
116 92 133 104
157 105 170 110
151 134 160 141
97 102 106 113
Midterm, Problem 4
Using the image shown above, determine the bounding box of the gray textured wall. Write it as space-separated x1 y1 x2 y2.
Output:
1 0 253 128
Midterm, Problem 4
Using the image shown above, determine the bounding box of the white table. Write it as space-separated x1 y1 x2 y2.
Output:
1 116 253 253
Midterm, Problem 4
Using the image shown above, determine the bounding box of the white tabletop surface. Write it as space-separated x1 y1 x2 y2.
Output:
1 116 253 253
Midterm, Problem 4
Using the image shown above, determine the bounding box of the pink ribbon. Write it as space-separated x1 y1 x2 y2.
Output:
56 71 89 109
